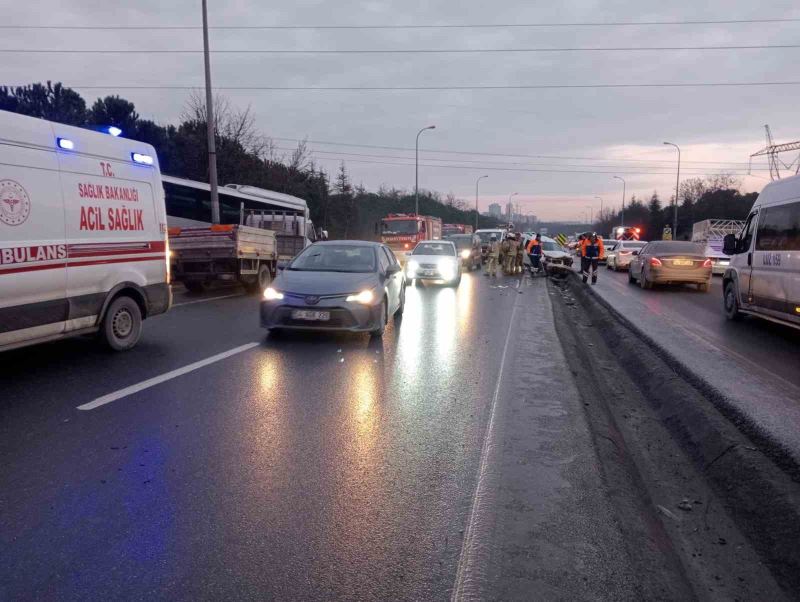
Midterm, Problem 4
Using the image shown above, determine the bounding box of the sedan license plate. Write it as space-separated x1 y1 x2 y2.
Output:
423 270 437 276
291 309 330 321
672 259 693 266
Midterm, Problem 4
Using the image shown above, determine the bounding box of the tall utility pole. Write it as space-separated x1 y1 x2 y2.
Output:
594 196 604 221
475 175 488 230
202 0 220 224
415 125 436 215
585 206 593 225
663 142 681 237
613 176 626 227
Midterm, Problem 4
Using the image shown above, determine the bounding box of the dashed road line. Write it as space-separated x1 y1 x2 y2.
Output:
77 342 260 410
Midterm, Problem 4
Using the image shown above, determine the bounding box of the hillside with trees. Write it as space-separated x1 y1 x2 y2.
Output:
0 82 496 239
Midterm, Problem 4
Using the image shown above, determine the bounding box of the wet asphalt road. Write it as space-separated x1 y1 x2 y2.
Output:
0 272 544 600
589 265 800 462
593 266 800 389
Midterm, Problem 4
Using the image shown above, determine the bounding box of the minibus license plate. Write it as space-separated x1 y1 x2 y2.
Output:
292 310 330 321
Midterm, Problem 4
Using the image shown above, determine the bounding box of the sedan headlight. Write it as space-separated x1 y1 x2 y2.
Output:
406 260 419 274
263 287 284 300
460 249 471 259
438 258 457 279
346 289 375 304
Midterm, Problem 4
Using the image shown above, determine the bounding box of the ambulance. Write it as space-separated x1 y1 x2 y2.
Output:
0 110 171 352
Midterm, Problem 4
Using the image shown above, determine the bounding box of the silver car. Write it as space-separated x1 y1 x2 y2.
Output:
260 241 405 337
405 240 462 286
607 240 647 271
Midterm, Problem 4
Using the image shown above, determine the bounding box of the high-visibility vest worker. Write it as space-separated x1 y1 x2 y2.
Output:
580 235 605 259
526 237 541 255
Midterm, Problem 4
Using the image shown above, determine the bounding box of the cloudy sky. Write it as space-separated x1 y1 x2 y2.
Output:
4 1 800 220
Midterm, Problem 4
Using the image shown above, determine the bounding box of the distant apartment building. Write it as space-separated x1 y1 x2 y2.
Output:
488 203 502 218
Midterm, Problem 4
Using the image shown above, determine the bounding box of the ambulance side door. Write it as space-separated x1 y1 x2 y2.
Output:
0 120 67 348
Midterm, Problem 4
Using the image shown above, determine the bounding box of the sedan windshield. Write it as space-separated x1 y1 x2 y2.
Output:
381 219 418 234
446 235 473 250
413 242 456 256
289 245 376 272
541 241 559 251
476 231 501 243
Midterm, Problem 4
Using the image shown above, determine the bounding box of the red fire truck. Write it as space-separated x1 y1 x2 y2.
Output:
380 213 443 262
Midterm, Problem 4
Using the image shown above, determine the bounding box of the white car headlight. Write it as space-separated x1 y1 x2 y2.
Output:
460 249 471 259
264 287 284 300
346 289 374 304
438 258 457 279
406 260 419 273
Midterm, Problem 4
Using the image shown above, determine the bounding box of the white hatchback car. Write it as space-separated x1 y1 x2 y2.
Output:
607 240 648 271
405 240 461 286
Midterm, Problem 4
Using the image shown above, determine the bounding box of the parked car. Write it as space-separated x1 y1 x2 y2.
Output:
445 233 482 270
607 240 647 271
722 174 800 330
628 241 712 291
260 241 404 337
0 110 171 352
405 240 461 287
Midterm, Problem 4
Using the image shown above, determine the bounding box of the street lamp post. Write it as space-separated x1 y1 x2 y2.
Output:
594 196 604 222
202 0 220 224
585 206 593 225
475 175 488 230
508 192 518 223
613 176 626 228
415 125 436 215
663 141 681 237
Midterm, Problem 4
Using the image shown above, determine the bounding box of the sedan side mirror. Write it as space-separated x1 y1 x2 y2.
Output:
632 251 640 256
386 264 401 275
722 234 737 256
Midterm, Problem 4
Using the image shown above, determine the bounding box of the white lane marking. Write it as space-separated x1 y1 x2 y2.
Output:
172 293 242 307
452 301 520 601
77 342 260 411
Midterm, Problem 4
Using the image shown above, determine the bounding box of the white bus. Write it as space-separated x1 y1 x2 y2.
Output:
162 175 317 246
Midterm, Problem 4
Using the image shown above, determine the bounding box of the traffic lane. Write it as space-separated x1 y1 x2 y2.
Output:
1 271 523 600
598 268 800 389
590 266 800 464
0 286 260 443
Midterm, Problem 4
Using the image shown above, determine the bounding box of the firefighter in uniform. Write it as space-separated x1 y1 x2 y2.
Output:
580 232 605 284
503 234 518 274
485 234 500 277
500 235 511 274
515 232 525 273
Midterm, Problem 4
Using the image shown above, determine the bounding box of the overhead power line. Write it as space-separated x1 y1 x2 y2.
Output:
50 81 800 91
296 154 754 177
269 137 757 167
3 44 800 53
2 17 799 30
269 145 761 172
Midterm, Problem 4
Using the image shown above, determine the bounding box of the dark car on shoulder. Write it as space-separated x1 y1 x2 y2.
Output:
260 241 405 337
444 233 482 270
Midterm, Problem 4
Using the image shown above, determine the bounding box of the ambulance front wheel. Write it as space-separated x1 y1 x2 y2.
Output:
101 296 143 351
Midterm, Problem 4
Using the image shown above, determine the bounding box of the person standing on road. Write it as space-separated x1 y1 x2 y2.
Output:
526 233 542 273
503 232 519 275
501 234 513 275
515 232 525 274
580 232 605 284
485 234 500 277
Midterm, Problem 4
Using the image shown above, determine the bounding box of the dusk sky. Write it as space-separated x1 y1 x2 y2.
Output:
4 1 799 220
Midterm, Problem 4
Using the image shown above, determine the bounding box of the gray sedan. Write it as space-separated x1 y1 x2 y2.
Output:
260 241 405 337
628 240 712 292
